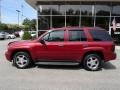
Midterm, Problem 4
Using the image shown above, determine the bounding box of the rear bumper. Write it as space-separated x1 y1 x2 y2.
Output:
5 51 12 62
104 52 116 62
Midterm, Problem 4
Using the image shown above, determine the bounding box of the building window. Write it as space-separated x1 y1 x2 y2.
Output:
52 16 65 28
81 16 94 26
96 17 109 30
38 5 52 15
51 5 66 15
66 5 80 15
112 5 120 16
80 5 92 16
38 16 50 30
95 5 110 16
37 3 120 31
66 16 79 26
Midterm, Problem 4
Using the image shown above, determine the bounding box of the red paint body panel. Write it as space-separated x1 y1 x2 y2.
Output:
5 27 116 62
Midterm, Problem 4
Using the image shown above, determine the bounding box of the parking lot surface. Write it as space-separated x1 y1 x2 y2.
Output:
0 39 120 90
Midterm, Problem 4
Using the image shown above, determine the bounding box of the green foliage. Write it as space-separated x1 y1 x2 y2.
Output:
7 24 19 30
22 18 31 26
22 31 32 40
0 23 22 31
30 19 36 30
0 18 36 31
0 23 8 31
22 18 36 30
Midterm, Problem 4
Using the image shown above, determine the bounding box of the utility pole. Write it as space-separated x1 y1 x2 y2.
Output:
21 4 24 22
16 10 20 26
0 0 2 23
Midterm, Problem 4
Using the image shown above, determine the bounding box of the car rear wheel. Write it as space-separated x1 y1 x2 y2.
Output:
13 52 31 69
83 54 102 71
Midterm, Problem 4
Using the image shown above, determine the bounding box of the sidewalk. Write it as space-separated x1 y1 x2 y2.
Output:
116 46 120 50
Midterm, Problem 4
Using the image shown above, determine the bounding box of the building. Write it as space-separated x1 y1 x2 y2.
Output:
25 0 120 41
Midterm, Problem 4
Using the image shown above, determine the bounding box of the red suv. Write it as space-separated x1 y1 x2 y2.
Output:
5 27 116 71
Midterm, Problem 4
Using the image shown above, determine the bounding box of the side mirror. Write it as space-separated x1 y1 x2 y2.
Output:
40 39 46 45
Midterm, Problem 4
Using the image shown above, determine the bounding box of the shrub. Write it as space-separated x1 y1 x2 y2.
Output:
22 31 32 40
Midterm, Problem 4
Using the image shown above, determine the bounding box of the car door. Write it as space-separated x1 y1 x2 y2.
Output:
36 30 67 61
64 29 88 61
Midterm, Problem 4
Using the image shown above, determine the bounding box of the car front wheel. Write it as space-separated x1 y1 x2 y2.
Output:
13 52 31 69
83 54 102 71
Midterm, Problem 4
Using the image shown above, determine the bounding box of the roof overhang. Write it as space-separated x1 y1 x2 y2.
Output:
25 0 120 9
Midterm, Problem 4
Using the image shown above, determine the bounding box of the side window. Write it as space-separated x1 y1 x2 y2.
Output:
42 30 64 42
89 30 112 41
69 30 87 41
42 33 49 41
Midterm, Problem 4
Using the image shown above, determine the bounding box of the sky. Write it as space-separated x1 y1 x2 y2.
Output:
1 0 36 24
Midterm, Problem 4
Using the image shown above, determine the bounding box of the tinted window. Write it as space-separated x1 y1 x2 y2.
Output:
43 33 49 41
43 30 64 42
89 30 112 41
69 30 87 41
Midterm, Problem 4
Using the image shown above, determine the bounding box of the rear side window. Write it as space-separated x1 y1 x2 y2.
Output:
89 30 112 41
69 30 87 41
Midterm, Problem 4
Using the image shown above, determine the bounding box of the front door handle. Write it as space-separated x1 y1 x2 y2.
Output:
58 44 64 47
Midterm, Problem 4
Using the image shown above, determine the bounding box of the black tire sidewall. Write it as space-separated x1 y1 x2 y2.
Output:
13 52 31 69
83 54 102 71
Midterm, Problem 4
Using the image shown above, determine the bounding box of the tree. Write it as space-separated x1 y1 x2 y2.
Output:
0 23 8 31
22 18 36 31
22 18 31 26
22 18 31 30
30 19 36 30
7 24 19 30
22 31 32 40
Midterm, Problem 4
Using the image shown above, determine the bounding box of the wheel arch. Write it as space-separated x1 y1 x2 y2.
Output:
82 51 104 62
11 49 33 61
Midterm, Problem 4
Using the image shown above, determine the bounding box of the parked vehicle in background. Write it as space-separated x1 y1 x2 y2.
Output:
29 31 36 38
14 31 20 37
0 31 6 40
5 27 116 71
5 32 16 39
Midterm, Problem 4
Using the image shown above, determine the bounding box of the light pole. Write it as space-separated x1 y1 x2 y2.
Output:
0 0 2 23
16 10 20 26
21 4 24 22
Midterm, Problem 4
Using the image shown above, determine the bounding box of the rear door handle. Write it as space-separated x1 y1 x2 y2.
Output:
83 44 89 47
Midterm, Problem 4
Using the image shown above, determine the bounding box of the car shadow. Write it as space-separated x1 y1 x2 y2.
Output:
36 64 82 70
29 62 116 71
102 62 116 70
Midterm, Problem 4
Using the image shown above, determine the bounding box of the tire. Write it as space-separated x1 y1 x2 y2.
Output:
13 52 32 69
83 54 102 71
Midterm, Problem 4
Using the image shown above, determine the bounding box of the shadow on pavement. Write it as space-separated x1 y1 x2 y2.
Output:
36 64 82 70
29 62 116 70
102 62 116 70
